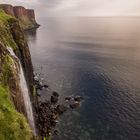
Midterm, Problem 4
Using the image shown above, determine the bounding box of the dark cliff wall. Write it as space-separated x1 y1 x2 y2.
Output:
8 18 34 93
27 9 38 24
0 4 39 30
0 10 34 139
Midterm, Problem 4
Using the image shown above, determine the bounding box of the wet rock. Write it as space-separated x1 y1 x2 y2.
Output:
34 75 39 81
39 81 44 87
74 96 84 102
40 77 44 81
37 92 41 97
54 130 58 135
51 96 58 104
56 105 68 114
52 91 59 97
43 101 51 108
35 81 48 90
70 101 80 109
51 119 59 127
36 86 42 90
34 73 48 90
44 84 48 88
65 96 72 101
51 91 59 104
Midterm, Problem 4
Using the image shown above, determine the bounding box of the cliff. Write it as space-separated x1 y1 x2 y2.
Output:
0 4 40 30
0 10 35 139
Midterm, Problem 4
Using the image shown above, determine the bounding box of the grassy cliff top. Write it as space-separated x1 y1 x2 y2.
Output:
0 9 13 22
0 10 18 50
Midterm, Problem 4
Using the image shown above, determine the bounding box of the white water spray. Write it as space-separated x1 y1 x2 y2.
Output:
7 47 36 135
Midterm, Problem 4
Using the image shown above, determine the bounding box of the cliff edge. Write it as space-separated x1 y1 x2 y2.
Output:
0 4 40 30
0 10 35 139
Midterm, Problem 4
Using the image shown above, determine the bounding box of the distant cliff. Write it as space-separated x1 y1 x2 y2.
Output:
0 4 40 30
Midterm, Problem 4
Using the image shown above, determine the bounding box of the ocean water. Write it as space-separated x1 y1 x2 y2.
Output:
26 17 140 140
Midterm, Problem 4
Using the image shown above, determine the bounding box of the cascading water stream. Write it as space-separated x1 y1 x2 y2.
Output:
7 47 36 135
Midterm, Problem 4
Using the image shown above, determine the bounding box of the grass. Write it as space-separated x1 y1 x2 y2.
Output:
0 85 32 140
0 10 18 50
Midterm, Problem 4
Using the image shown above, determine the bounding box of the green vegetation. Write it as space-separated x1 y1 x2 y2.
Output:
0 10 33 139
0 9 14 21
0 85 32 140
2 55 13 85
19 18 36 30
33 85 37 97
42 135 51 140
0 10 18 50
0 10 16 85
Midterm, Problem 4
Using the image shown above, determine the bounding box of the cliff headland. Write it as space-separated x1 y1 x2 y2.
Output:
0 4 40 30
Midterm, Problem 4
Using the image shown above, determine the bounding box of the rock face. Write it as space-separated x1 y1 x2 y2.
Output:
0 10 35 139
27 9 37 24
0 4 14 16
0 4 39 30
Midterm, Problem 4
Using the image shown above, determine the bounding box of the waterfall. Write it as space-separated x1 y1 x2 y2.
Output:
7 47 36 135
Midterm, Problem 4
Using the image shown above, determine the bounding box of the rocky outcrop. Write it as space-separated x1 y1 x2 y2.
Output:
0 10 35 139
0 4 39 30
27 9 38 25
0 4 14 16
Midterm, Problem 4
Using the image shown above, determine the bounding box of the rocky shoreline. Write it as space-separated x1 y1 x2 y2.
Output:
34 73 84 139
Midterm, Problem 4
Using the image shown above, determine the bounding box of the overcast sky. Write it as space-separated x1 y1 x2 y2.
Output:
1 0 140 17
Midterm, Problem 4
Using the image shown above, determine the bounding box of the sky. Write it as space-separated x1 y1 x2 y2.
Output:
1 0 140 17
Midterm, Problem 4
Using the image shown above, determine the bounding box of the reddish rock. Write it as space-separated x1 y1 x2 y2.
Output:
27 9 35 20
0 4 15 16
13 6 27 19
27 9 39 25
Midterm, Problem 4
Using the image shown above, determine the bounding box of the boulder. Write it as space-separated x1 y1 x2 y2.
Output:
52 91 59 97
51 96 58 104
56 105 67 114
65 96 72 101
74 96 84 102
70 101 80 109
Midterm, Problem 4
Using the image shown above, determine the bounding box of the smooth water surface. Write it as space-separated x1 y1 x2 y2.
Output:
26 17 140 140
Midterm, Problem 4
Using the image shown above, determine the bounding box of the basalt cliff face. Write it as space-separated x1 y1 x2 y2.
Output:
0 10 36 139
0 4 39 30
